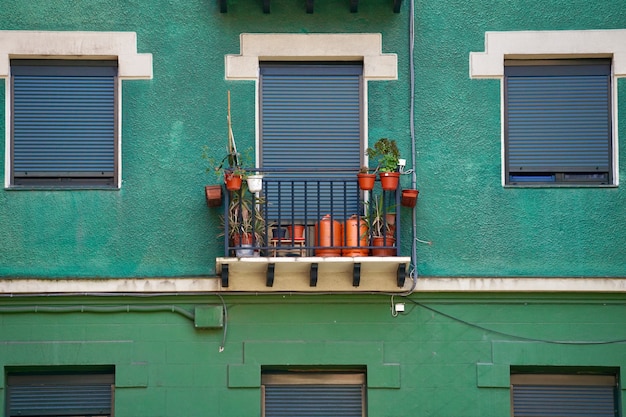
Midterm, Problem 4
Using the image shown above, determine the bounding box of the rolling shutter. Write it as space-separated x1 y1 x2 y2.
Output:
511 374 617 417
265 385 364 417
260 63 362 220
505 60 611 183
11 60 117 185
7 372 114 417
262 372 365 417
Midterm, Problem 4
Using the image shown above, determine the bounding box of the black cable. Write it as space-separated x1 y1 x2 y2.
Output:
407 299 626 345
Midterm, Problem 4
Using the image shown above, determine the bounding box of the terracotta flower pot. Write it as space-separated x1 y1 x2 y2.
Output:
224 172 242 191
205 185 222 207
379 172 400 191
401 189 419 208
371 236 396 256
286 224 305 240
357 173 376 191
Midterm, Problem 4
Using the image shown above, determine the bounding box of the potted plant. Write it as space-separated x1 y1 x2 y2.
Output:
365 194 396 256
366 138 401 191
222 181 265 257
357 166 376 191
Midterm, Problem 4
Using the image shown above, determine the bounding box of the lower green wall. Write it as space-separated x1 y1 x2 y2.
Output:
1 293 624 417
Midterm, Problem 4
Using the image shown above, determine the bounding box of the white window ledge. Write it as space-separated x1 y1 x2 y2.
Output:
470 29 626 79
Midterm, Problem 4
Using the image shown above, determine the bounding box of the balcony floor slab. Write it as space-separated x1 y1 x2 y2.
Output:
215 256 411 292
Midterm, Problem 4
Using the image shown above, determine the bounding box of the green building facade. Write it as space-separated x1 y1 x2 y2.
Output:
0 1 625 416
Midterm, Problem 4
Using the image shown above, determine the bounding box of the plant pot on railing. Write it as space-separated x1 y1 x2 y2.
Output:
224 171 242 191
205 185 222 207
357 172 376 191
401 189 419 208
379 172 400 191
246 174 263 193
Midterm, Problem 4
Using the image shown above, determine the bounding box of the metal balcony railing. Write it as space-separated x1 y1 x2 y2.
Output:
223 169 400 257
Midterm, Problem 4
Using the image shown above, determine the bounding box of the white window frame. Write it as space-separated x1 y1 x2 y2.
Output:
469 29 626 187
0 31 153 189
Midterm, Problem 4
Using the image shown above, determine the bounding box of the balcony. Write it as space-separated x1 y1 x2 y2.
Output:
214 169 411 292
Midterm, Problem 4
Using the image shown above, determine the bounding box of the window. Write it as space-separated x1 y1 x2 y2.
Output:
0 30 153 189
262 371 366 417
6 367 114 416
511 370 619 417
469 29 626 187
505 59 612 185
11 60 118 187
260 62 363 218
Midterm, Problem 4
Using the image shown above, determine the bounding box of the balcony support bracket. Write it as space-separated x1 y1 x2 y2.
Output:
353 263 361 287
221 264 229 288
266 263 275 287
396 264 406 287
310 263 318 287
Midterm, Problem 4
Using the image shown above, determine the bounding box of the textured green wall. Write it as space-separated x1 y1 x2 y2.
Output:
0 294 625 417
0 0 625 277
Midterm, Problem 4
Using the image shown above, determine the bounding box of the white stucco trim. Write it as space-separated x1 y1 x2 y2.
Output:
1 277 625 294
0 31 153 79
469 29 626 79
225 33 397 80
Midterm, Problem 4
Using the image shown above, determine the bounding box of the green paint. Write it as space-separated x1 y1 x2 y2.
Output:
0 295 624 416
1 0 625 277
1 1 626 416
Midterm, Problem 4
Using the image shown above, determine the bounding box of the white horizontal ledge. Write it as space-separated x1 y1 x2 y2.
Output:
0 276 624 294
0 278 220 294
414 277 626 293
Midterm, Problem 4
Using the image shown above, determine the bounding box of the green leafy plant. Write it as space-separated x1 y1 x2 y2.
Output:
366 138 400 173
363 194 395 237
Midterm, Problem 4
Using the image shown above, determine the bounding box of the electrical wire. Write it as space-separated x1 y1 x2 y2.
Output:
216 294 228 352
405 298 626 345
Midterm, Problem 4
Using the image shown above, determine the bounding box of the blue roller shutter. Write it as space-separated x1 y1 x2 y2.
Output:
265 384 364 417
511 374 617 417
11 60 117 186
505 60 611 185
7 372 114 416
260 63 362 220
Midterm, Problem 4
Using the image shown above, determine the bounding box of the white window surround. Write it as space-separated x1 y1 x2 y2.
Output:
225 33 397 164
225 33 397 80
469 29 626 186
469 29 626 78
0 30 153 188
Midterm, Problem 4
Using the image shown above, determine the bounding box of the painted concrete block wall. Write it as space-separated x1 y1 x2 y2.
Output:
0 0 624 278
0 294 625 416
